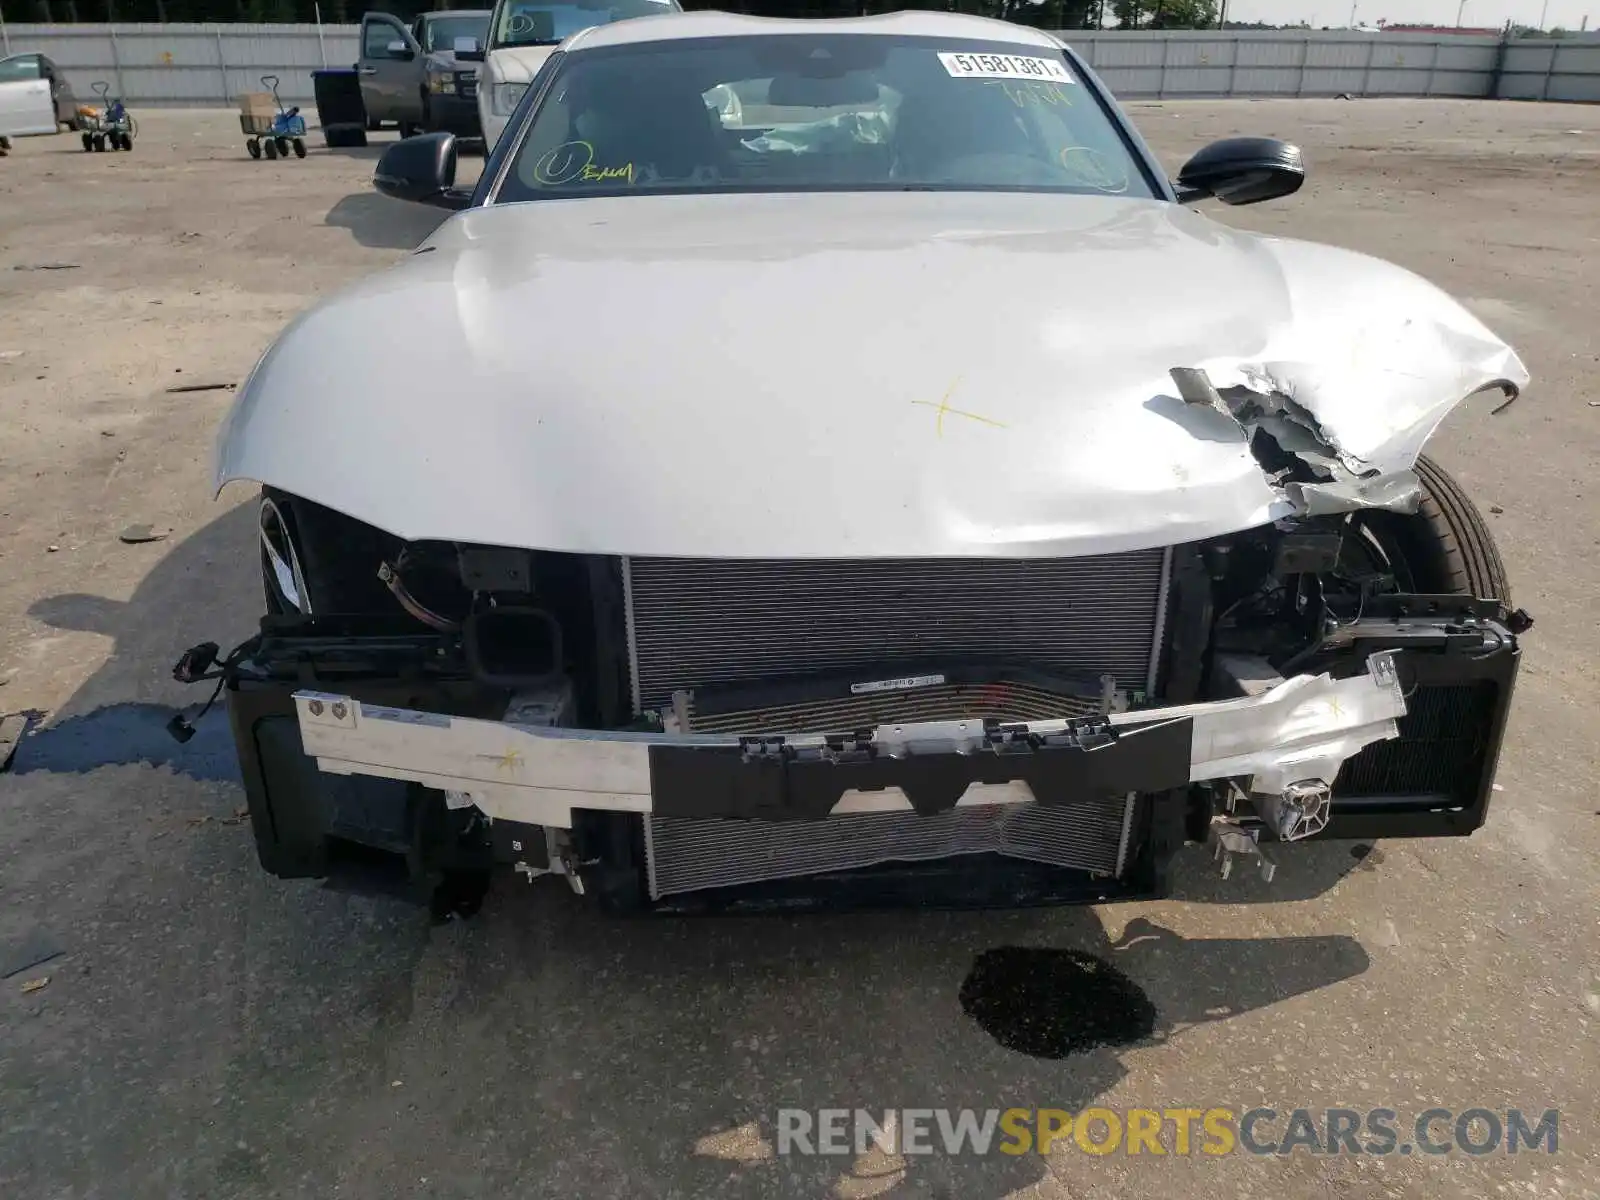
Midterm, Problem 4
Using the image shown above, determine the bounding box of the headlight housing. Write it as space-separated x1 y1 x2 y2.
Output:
427 71 457 95
491 81 528 117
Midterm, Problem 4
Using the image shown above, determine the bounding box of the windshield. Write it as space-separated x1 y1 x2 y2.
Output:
490 0 677 49
425 14 490 53
496 35 1155 203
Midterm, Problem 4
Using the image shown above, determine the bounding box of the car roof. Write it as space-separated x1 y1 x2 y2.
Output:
567 11 1066 53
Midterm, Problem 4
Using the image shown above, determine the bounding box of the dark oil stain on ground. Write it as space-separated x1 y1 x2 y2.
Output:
1349 843 1386 871
959 946 1158 1059
4 702 239 782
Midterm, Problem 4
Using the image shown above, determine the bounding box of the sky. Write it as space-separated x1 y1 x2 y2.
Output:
1225 0 1595 28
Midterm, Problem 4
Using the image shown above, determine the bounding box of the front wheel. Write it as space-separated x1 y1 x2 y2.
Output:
263 137 279 160
292 137 307 159
82 132 94 152
274 136 290 159
1352 454 1510 602
91 132 106 152
247 137 262 159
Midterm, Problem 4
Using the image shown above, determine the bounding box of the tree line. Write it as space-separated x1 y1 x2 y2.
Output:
13 0 1218 31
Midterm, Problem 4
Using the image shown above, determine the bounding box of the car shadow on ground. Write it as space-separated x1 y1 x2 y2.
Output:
325 191 454 250
321 141 390 161
7 505 1377 1194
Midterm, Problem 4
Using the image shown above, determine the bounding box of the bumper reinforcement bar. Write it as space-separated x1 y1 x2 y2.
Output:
292 652 1407 828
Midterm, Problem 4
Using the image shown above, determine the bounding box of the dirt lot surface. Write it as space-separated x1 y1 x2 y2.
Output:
2 102 1598 1199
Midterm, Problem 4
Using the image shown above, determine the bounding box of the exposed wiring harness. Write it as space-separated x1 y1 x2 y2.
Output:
378 559 460 632
166 633 263 742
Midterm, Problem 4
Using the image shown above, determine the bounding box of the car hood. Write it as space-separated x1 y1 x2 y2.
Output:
484 45 555 82
215 191 1527 558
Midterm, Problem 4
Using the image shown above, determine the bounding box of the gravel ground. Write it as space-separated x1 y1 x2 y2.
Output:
0 101 1597 1200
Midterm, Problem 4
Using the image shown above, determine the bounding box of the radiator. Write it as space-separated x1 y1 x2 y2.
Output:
623 551 1172 716
682 678 1106 736
625 551 1169 896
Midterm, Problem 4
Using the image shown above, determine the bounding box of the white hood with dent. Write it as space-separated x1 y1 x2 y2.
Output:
215 191 1527 558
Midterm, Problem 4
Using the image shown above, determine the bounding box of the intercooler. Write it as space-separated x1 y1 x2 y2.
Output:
622 551 1171 899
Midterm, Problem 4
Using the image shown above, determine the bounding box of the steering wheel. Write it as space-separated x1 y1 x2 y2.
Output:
1055 146 1131 194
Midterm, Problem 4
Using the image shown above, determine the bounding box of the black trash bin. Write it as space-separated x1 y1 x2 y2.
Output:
312 68 368 149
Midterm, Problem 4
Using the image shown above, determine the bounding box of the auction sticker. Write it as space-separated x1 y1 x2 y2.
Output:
938 52 1075 83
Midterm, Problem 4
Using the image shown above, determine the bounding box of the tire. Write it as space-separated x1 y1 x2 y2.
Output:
292 137 307 159
247 138 262 159
324 125 368 149
399 120 420 139
263 137 279 160
82 132 94 152
92 133 106 152
259 487 404 617
275 136 290 159
1359 454 1510 602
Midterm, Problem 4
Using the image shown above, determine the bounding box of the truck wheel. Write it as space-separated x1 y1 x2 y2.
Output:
1352 454 1510 602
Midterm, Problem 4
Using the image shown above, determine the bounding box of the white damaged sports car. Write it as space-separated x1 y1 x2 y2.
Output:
183 12 1533 917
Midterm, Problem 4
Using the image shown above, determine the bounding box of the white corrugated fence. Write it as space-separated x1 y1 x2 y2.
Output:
0 23 1596 109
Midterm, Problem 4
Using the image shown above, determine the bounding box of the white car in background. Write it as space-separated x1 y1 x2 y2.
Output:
0 52 78 148
475 0 682 149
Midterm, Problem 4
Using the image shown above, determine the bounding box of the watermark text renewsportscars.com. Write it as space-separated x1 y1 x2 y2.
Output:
776 1107 1560 1158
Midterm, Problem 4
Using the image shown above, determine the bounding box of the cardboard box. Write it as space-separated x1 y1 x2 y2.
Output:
237 91 277 118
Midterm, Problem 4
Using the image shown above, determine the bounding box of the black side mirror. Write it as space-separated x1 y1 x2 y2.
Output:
1176 137 1305 206
374 132 471 210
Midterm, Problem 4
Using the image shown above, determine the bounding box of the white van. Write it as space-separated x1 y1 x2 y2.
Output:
476 0 682 151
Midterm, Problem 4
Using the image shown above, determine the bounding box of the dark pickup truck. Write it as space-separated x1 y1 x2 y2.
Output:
357 9 491 139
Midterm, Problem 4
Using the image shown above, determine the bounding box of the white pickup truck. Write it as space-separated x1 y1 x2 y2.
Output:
475 0 682 150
